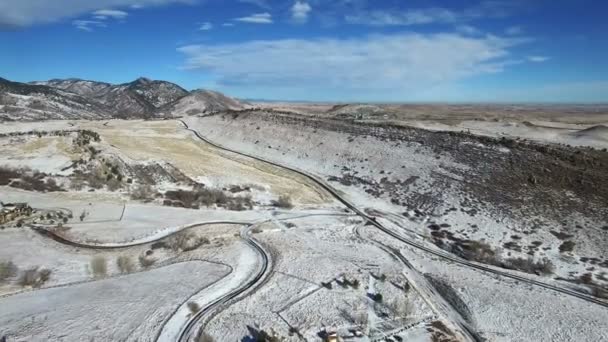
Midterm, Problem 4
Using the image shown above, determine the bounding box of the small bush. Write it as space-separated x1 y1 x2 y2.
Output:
187 301 201 314
387 297 412 318
139 253 156 268
504 257 554 275
91 256 107 277
130 184 155 202
559 241 576 253
272 195 293 209
116 255 134 273
370 293 383 302
79 210 87 222
453 240 498 265
0 261 18 283
18 267 51 287
167 232 210 252
198 332 215 342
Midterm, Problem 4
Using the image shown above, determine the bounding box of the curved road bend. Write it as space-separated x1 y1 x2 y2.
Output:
29 221 271 342
171 223 271 342
29 221 250 250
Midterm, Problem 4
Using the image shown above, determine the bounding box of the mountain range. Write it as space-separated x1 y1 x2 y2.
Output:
0 77 246 121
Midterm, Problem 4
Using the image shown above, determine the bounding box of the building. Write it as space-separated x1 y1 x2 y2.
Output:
0 202 33 224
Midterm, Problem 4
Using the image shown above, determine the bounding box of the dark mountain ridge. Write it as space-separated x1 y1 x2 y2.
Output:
0 76 246 121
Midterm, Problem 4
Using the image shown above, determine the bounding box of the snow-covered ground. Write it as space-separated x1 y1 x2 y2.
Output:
1 112 607 342
0 261 230 341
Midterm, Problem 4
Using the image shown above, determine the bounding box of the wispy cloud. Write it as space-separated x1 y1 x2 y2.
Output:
199 22 213 30
455 24 481 36
505 25 524 35
235 12 273 24
346 8 459 26
0 0 195 28
528 56 550 62
222 22 235 27
93 9 128 20
345 1 521 27
178 33 525 95
291 1 312 23
239 0 271 9
72 20 107 31
74 8 130 31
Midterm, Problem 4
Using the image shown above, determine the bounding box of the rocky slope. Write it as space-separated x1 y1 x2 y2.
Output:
0 77 112 121
1 76 245 121
32 77 189 118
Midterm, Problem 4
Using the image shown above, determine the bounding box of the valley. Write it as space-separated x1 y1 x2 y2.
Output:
1 77 608 342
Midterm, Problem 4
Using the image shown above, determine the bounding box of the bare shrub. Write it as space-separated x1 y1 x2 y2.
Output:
0 261 18 283
130 184 155 202
91 256 107 277
0 166 21 186
116 255 134 273
165 188 229 208
387 296 412 318
139 253 156 268
272 195 293 209
187 301 201 314
85 171 106 189
167 232 210 252
106 178 123 192
18 267 51 287
339 307 367 326
226 195 253 211
197 332 215 342
504 257 554 275
559 241 576 253
452 240 498 265
4 167 65 192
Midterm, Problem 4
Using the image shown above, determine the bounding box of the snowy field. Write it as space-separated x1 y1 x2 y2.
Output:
1 111 607 342
0 261 230 341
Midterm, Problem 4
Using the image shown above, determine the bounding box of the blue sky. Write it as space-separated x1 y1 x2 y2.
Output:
1 0 607 102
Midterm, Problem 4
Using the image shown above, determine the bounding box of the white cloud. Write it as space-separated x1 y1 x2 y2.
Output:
291 1 312 23
93 9 129 20
72 20 107 31
234 12 273 24
456 24 481 35
178 33 524 95
0 0 195 28
199 22 213 30
528 56 550 63
506 25 524 35
222 22 235 27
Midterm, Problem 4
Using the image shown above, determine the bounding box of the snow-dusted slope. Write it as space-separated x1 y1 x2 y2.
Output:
0 77 112 121
124 77 189 108
2 76 244 120
32 77 189 118
157 89 248 117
